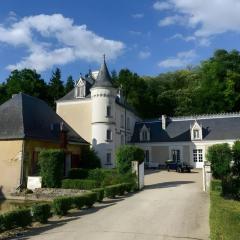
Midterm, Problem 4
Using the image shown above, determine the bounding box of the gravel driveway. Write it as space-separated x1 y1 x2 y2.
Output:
17 169 209 240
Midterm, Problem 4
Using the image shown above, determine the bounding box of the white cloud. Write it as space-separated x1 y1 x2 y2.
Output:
155 0 240 37
129 30 142 35
132 13 144 19
158 50 196 68
153 1 172 10
158 15 186 26
0 14 125 72
138 50 151 59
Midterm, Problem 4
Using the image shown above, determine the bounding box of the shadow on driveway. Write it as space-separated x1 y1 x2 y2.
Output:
144 181 195 190
7 197 125 240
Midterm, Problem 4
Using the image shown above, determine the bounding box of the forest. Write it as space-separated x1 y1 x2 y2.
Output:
1 49 240 119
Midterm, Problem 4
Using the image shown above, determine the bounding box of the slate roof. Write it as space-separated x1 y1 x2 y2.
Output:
132 115 240 143
0 93 89 144
93 58 113 88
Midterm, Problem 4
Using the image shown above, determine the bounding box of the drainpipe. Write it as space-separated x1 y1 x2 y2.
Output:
19 141 25 190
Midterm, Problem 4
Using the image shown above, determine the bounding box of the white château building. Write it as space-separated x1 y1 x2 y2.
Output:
57 59 240 169
56 58 140 167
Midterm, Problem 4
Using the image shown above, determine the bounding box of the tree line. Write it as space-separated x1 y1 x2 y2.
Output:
0 68 74 108
1 49 240 118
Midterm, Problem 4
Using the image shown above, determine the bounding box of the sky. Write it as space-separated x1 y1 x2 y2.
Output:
1 0 240 83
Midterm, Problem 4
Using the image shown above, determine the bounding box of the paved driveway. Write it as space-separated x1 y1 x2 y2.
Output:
18 170 209 240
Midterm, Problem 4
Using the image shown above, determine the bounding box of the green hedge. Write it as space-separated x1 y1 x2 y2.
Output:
53 196 74 216
104 183 132 198
39 149 65 188
32 203 52 224
0 208 32 232
68 168 89 179
91 188 105 202
62 179 98 190
211 179 222 192
53 192 97 216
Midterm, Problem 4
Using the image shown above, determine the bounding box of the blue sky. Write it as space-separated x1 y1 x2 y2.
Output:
1 0 240 83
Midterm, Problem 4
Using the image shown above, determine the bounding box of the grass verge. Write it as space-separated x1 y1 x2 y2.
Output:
210 189 240 240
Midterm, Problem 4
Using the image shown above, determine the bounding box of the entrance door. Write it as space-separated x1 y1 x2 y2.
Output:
193 149 204 168
172 149 180 162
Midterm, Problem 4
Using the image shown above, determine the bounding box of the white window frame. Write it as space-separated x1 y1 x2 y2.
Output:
193 149 203 162
106 105 111 118
140 125 150 142
191 121 202 140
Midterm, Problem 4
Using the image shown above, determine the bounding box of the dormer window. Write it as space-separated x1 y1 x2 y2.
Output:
193 129 200 139
140 125 150 142
75 85 85 98
191 120 202 140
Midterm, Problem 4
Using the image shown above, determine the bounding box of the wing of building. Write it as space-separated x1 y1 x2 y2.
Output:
132 114 240 168
0 93 89 197
56 58 140 167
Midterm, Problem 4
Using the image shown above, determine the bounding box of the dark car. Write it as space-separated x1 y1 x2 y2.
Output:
165 160 193 173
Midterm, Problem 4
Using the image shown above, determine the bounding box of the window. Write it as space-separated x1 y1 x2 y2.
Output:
127 117 130 130
144 150 149 165
106 105 111 117
193 130 200 139
76 85 85 98
106 129 112 141
142 130 148 141
106 153 112 165
172 150 180 162
120 114 124 128
193 149 203 162
121 135 124 145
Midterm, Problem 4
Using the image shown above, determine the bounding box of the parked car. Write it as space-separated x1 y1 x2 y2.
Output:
165 160 193 173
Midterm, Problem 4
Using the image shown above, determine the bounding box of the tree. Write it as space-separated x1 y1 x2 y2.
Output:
80 148 101 169
65 75 75 94
116 145 144 174
48 68 65 106
5 69 48 101
206 143 232 179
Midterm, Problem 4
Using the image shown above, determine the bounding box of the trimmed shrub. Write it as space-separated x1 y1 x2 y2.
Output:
80 148 101 169
39 149 65 188
62 179 98 190
73 195 86 209
104 185 120 198
32 203 52 223
206 144 232 179
68 168 89 179
53 196 73 216
91 188 105 202
116 145 144 174
232 141 240 178
222 176 240 200
88 168 117 185
211 179 222 192
82 192 97 208
0 208 32 231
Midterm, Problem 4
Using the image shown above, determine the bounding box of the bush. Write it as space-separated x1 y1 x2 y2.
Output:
39 149 65 188
73 195 86 209
80 148 101 169
0 208 32 232
91 188 105 202
62 179 98 190
222 176 240 200
211 179 222 192
32 203 52 223
116 145 144 174
104 184 124 198
206 144 232 179
53 196 73 216
68 168 89 179
82 192 97 208
88 168 117 185
232 141 240 178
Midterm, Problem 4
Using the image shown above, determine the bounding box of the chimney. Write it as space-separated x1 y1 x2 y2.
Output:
162 115 167 130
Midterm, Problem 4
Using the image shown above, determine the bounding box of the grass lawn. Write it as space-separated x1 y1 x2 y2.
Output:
210 189 240 240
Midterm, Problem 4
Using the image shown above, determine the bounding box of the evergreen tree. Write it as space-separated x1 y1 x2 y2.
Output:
65 75 75 94
48 68 65 106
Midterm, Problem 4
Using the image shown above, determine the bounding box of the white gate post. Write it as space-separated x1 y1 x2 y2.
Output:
203 161 212 192
132 161 144 190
